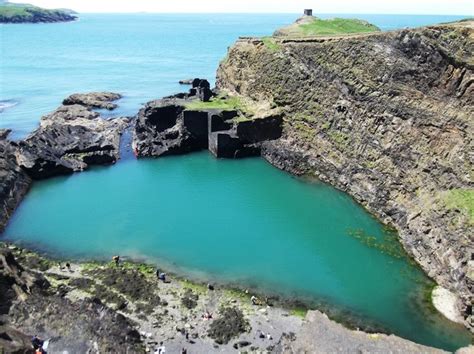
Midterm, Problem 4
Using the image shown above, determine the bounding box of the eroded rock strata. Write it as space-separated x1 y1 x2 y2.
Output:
217 20 474 329
0 130 31 233
16 93 128 179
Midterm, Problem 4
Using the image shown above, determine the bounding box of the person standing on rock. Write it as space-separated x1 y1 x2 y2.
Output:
112 255 120 267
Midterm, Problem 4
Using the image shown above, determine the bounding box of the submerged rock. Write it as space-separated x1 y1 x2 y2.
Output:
16 97 129 179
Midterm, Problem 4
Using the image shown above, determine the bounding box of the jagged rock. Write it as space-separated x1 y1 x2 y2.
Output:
190 79 213 102
133 97 208 157
16 102 129 179
0 130 31 232
217 20 474 329
63 92 122 110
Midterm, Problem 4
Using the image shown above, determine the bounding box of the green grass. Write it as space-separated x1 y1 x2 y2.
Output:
261 36 282 52
185 95 250 114
300 18 380 36
290 307 308 318
443 189 474 224
277 17 380 37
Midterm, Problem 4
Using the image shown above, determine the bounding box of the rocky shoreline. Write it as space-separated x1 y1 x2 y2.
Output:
2 243 465 353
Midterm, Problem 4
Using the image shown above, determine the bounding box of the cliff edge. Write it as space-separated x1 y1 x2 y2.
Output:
217 19 474 330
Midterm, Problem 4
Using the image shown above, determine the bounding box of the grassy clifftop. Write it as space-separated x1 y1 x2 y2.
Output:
274 16 381 37
0 2 77 23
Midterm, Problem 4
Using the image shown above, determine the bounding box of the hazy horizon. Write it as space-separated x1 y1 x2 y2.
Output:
7 0 474 16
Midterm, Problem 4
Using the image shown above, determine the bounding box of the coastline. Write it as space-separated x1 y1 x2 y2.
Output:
1 242 466 353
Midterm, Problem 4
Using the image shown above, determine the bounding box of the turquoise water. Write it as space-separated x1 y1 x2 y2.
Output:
1 12 473 351
0 13 469 138
4 153 472 350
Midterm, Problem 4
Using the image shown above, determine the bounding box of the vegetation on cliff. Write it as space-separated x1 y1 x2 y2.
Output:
217 20 474 331
274 16 380 37
0 2 77 23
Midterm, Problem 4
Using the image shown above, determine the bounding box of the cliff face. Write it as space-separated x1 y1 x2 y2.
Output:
0 130 31 233
217 21 474 328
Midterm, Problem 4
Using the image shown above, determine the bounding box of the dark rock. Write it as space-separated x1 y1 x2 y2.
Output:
208 307 249 344
63 92 121 110
236 115 283 144
181 289 199 309
209 111 236 132
0 133 31 232
16 103 129 179
209 131 260 158
183 110 209 149
133 98 208 157
233 340 251 349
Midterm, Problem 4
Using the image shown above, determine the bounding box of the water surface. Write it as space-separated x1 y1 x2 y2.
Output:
4 153 472 351
1 13 469 138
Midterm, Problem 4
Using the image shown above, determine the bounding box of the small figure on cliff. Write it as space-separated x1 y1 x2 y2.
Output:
31 335 44 350
158 272 167 282
112 255 120 267
156 268 161 279
65 262 71 272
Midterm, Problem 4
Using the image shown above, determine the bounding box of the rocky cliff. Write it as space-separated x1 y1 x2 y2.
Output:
217 20 474 329
0 130 31 233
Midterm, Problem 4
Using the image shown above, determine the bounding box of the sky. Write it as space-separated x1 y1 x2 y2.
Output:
9 0 474 15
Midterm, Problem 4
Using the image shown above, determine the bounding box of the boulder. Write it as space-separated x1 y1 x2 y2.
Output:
63 92 122 110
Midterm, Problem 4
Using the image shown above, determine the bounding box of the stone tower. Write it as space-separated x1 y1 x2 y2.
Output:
304 9 313 16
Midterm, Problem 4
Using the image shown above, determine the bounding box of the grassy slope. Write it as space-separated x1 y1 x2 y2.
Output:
275 17 381 37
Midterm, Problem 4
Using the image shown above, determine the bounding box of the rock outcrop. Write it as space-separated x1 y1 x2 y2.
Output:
63 92 122 110
217 20 474 329
17 95 129 179
133 93 283 159
0 130 31 233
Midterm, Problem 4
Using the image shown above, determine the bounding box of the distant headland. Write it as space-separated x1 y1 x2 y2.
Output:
0 1 77 23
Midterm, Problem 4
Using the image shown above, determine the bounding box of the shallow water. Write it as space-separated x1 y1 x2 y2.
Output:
4 152 472 350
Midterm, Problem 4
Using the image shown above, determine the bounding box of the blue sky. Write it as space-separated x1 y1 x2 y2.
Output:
10 0 474 15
